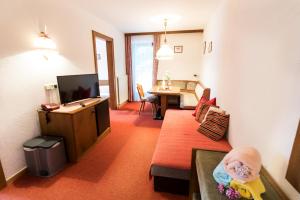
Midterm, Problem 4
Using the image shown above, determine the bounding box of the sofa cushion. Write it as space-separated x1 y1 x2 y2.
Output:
202 107 226 123
192 96 208 116
172 81 186 90
193 97 216 117
180 92 198 109
195 84 204 99
187 82 197 90
195 104 211 122
208 97 216 106
157 80 187 90
150 110 232 171
198 111 230 141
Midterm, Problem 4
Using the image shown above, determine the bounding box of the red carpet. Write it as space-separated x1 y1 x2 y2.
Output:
0 102 187 200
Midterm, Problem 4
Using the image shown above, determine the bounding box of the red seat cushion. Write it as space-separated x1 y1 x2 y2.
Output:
151 109 231 170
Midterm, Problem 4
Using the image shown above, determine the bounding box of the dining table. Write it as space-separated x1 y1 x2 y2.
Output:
148 85 181 117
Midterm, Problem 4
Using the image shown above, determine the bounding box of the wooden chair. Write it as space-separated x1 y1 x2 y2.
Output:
137 84 158 115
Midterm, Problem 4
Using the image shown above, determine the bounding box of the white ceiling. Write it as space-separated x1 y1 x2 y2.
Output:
72 0 222 33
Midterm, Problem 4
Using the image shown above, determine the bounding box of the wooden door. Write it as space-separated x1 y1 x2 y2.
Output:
92 30 117 110
73 107 97 157
0 160 6 189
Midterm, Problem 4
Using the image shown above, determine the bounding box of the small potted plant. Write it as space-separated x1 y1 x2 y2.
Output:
164 71 171 89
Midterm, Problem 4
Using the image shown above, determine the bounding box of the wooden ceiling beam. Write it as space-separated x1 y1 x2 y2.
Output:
125 29 203 36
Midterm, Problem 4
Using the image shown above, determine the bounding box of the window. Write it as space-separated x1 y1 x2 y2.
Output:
131 35 154 101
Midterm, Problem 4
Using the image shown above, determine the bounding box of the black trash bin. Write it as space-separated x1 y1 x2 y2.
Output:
23 136 66 177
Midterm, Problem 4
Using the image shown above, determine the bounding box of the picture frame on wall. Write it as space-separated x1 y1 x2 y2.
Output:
174 45 183 53
203 41 207 54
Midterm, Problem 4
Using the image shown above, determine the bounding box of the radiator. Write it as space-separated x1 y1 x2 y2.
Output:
116 75 128 105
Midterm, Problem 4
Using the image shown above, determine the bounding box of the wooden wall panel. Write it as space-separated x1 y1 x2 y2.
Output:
286 120 300 192
0 160 6 189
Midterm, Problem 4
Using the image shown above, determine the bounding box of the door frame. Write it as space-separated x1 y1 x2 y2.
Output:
92 30 117 110
0 160 6 190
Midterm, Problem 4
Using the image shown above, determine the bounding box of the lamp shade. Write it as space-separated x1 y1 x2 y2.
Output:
156 44 174 60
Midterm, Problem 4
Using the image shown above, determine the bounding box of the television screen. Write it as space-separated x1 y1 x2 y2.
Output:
57 74 100 104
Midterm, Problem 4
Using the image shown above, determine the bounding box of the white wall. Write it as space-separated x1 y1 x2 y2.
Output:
0 0 126 179
201 0 300 199
157 33 203 80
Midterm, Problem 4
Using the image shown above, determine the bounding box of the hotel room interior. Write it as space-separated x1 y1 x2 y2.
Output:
0 0 299 199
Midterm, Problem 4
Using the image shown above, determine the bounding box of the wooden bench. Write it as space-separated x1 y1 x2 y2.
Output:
156 80 210 109
189 149 289 200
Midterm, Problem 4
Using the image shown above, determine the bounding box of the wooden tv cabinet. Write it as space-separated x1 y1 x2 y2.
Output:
38 97 110 162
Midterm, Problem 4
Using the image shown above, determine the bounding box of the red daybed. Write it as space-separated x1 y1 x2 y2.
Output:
150 109 232 194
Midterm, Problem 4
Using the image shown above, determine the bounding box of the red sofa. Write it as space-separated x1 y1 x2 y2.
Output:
150 109 231 194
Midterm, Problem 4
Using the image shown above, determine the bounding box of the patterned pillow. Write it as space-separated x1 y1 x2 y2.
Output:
194 84 204 99
197 110 230 141
195 103 219 123
201 106 226 123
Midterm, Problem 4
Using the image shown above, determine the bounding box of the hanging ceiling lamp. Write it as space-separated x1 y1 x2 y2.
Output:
156 19 174 60
34 25 57 50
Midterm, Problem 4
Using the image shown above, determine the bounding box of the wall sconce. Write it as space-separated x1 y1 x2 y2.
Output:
34 25 57 60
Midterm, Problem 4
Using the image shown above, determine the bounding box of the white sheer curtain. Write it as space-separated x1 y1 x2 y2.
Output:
131 35 154 101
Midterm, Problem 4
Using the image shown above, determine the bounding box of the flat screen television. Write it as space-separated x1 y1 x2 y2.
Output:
57 74 100 104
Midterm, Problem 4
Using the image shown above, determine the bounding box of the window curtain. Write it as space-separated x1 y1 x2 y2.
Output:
152 34 161 86
125 35 134 102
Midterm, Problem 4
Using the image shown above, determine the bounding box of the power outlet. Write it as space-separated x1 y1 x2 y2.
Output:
44 84 57 90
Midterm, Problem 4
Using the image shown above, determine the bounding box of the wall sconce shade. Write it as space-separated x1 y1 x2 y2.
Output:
34 31 57 50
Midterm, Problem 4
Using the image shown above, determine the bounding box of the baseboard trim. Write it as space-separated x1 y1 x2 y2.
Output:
117 100 128 109
81 127 111 158
261 167 289 200
6 167 27 184
5 128 112 185
97 127 111 142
